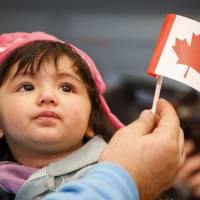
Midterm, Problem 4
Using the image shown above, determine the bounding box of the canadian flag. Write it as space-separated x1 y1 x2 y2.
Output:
148 14 200 92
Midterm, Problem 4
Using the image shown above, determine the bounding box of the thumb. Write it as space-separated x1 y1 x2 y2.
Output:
126 110 155 137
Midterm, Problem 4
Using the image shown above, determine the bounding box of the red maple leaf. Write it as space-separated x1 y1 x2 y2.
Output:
172 33 200 78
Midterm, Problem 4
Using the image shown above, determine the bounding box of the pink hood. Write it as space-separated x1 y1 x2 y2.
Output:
0 32 124 129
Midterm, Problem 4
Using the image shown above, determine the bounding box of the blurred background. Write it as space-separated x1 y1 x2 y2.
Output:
1 1 200 199
1 0 199 120
1 0 199 123
1 0 199 88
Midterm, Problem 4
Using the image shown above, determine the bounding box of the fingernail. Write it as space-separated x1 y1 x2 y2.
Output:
140 110 152 118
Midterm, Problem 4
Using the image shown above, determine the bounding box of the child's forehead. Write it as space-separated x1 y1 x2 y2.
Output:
8 56 81 80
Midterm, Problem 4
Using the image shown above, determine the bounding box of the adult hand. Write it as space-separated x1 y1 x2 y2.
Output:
100 99 185 200
176 140 200 198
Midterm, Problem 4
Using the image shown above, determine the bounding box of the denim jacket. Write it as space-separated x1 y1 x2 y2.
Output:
15 136 106 200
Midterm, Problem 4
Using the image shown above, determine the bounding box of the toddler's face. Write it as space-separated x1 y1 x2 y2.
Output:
0 55 92 165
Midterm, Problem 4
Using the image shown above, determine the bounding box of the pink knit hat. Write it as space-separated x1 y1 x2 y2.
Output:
0 32 123 129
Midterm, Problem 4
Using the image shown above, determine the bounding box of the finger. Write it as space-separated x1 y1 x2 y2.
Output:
187 172 200 191
184 140 195 157
126 109 155 136
154 99 180 139
154 113 160 127
178 128 185 161
178 155 200 180
186 155 200 172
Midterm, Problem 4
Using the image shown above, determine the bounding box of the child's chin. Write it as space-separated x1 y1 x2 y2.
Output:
31 131 64 144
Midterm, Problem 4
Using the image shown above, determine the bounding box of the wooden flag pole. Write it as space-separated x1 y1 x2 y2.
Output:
152 75 163 113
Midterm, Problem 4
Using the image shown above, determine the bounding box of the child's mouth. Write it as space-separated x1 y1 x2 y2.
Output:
35 111 59 119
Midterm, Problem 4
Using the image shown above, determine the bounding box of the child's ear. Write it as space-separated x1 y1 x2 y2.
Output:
85 128 94 138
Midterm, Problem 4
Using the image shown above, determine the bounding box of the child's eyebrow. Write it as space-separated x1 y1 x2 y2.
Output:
11 72 82 83
54 73 82 83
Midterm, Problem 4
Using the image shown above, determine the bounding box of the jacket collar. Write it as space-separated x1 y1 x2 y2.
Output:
27 136 106 181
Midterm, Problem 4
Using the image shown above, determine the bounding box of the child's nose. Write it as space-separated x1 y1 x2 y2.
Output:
37 92 58 106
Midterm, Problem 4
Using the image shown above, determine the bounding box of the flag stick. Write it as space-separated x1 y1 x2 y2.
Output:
152 75 163 114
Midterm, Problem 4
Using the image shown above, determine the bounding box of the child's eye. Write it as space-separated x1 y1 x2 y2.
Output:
18 83 34 92
59 83 74 93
